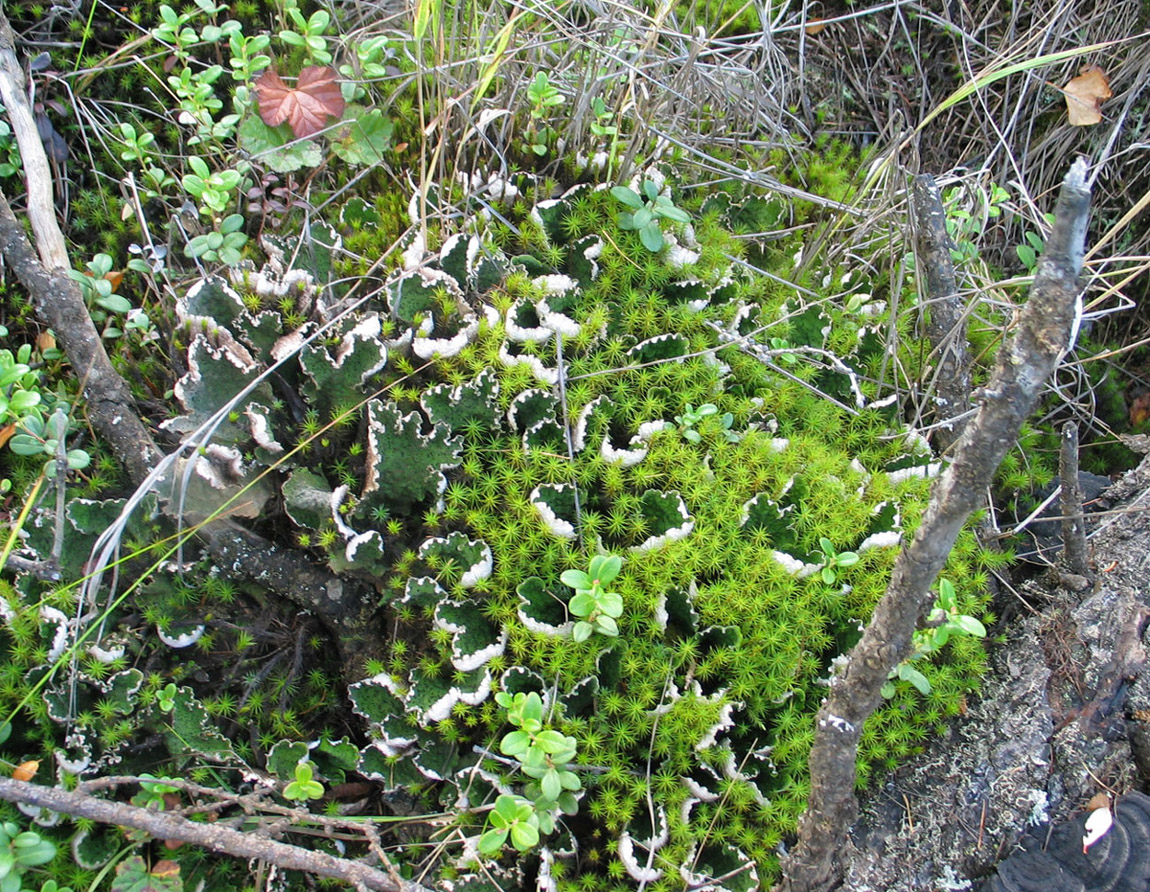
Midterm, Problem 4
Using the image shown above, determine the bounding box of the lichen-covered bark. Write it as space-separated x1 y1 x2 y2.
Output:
779 159 1091 892
911 174 972 454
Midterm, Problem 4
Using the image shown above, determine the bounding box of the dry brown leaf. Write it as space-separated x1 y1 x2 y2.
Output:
255 66 346 139
12 760 39 782
1064 64 1112 126
151 860 182 878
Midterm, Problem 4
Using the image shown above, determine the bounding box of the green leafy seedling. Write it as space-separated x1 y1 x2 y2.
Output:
156 683 178 713
882 578 987 698
282 761 325 801
560 554 624 641
674 403 738 444
0 821 57 892
818 537 859 585
479 794 539 855
610 180 691 252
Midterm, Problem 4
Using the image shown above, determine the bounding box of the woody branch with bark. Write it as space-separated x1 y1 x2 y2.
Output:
779 158 1091 892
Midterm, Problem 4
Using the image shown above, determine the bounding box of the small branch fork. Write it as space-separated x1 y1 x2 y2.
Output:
778 158 1091 892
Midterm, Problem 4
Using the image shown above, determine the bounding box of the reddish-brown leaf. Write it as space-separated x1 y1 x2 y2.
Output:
255 66 346 139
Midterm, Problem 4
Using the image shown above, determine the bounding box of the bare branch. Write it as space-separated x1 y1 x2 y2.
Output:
911 174 972 453
779 158 1091 892
0 778 433 892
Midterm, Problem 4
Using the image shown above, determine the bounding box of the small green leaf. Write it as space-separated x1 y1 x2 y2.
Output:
572 621 593 643
595 615 619 637
953 615 987 637
588 554 621 584
540 769 561 802
509 821 539 851
500 730 531 757
631 206 653 230
898 664 932 695
560 569 592 590
569 592 596 617
478 829 508 856
598 591 623 617
610 185 643 209
639 224 664 253
283 762 325 801
656 205 690 224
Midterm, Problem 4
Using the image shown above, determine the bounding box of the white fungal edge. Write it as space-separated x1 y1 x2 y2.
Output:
724 302 756 337
55 746 91 777
241 260 317 303
413 313 479 359
663 230 700 269
572 395 610 452
530 484 577 539
739 493 788 528
517 601 574 637
163 331 258 428
535 298 581 338
87 642 126 663
602 419 670 467
537 847 558 892
336 313 389 382
0 589 16 624
245 403 285 454
461 541 493 587
858 530 902 552
771 550 820 578
398 575 447 609
629 493 693 553
418 534 493 588
529 198 564 243
580 235 603 276
330 484 358 540
507 388 557 438
627 332 687 363
696 697 739 752
349 675 417 754
194 443 244 490
362 401 460 501
158 624 206 648
410 668 492 727
41 605 70 663
434 599 508 672
887 462 942 484
1082 805 1113 852
270 323 312 363
678 844 758 892
345 530 385 565
617 806 668 883
499 341 559 385
175 275 244 326
505 299 553 342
